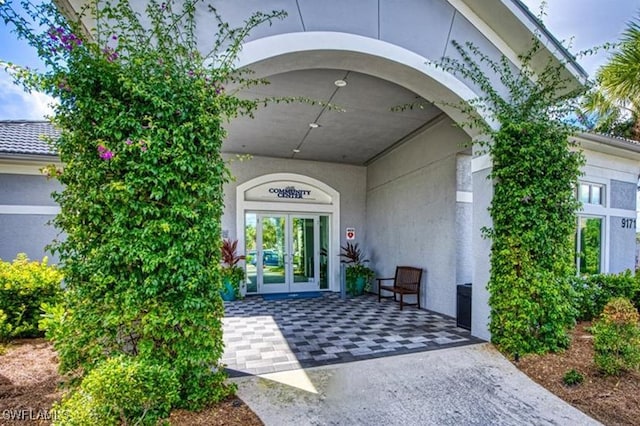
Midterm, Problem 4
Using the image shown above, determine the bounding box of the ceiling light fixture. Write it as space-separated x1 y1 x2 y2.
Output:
334 79 347 87
309 122 320 128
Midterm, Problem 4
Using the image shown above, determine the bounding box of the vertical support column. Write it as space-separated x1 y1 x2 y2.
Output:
455 154 473 285
471 153 493 341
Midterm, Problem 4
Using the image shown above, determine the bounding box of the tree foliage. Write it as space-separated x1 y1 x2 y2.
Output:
580 15 640 140
1 0 284 413
438 36 585 355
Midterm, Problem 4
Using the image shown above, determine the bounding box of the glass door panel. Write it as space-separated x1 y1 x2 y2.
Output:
290 215 322 292
291 217 317 288
245 212 329 293
260 215 288 292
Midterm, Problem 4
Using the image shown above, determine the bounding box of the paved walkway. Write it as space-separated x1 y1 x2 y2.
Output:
222 293 481 376
232 344 601 426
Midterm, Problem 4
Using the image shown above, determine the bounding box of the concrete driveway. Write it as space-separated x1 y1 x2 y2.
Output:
232 343 600 426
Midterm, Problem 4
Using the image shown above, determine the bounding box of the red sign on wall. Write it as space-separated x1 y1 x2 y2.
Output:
346 228 355 240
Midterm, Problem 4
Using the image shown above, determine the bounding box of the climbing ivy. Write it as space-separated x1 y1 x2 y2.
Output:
1 0 284 413
438 37 586 355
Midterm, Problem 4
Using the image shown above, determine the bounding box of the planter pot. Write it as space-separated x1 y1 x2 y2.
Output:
347 276 367 297
355 276 367 295
220 279 237 301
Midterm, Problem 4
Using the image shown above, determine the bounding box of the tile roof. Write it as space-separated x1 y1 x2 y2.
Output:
0 120 59 156
576 131 640 153
597 133 640 146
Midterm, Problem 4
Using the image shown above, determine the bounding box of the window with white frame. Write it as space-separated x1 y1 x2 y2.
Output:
577 182 604 206
574 216 603 275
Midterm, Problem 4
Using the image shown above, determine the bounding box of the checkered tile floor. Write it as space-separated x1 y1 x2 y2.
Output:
222 293 481 376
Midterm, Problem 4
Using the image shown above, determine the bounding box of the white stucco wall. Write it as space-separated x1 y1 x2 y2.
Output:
471 153 493 341
579 145 640 274
365 117 471 317
456 153 473 284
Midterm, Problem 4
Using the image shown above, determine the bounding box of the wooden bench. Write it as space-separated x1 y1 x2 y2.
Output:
377 266 423 310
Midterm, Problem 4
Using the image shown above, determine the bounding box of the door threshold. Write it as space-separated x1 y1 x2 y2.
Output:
261 291 323 301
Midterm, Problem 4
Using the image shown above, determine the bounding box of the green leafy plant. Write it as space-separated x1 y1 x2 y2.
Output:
1 0 284 412
433 30 586 355
592 297 640 376
571 270 640 321
579 16 640 140
53 355 180 425
0 253 63 341
220 239 246 300
562 368 584 386
0 309 11 351
340 243 374 296
430 33 585 355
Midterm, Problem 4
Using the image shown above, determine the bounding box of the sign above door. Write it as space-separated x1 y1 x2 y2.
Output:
245 181 333 204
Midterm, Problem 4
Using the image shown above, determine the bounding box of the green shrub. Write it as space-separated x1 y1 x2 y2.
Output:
592 297 640 376
0 254 63 340
53 356 180 426
0 309 11 353
562 369 584 386
438 35 585 356
572 271 640 321
1 0 282 412
488 236 576 355
0 309 11 341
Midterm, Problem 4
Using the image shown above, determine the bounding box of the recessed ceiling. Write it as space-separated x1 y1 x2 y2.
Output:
223 69 443 165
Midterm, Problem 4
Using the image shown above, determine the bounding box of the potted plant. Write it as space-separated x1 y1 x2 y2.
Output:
339 242 375 296
220 238 246 301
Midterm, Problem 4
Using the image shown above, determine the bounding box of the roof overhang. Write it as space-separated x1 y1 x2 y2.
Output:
573 132 640 160
460 0 588 85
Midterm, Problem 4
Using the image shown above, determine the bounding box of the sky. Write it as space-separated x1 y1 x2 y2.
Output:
0 0 639 120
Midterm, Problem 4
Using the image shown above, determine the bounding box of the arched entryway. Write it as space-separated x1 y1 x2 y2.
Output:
236 173 341 294
43 0 595 342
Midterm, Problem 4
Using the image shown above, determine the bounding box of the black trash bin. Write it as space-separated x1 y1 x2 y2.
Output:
456 283 472 330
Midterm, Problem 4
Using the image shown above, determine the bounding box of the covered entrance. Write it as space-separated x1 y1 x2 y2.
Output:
245 213 330 294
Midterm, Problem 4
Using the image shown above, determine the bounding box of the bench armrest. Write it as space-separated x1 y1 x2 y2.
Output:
376 277 394 283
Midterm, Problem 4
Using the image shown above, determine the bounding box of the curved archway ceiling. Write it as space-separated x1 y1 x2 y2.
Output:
223 69 444 165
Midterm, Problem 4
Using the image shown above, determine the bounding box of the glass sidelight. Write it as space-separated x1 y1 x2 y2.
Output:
245 212 330 293
261 215 287 289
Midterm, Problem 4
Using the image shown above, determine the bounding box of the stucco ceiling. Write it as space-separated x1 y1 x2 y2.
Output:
223 69 444 165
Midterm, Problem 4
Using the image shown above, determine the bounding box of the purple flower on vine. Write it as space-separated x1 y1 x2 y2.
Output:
125 138 133 145
97 145 114 160
57 79 71 92
103 46 119 62
48 26 81 51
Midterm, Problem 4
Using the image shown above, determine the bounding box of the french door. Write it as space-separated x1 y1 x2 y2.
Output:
245 213 329 294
